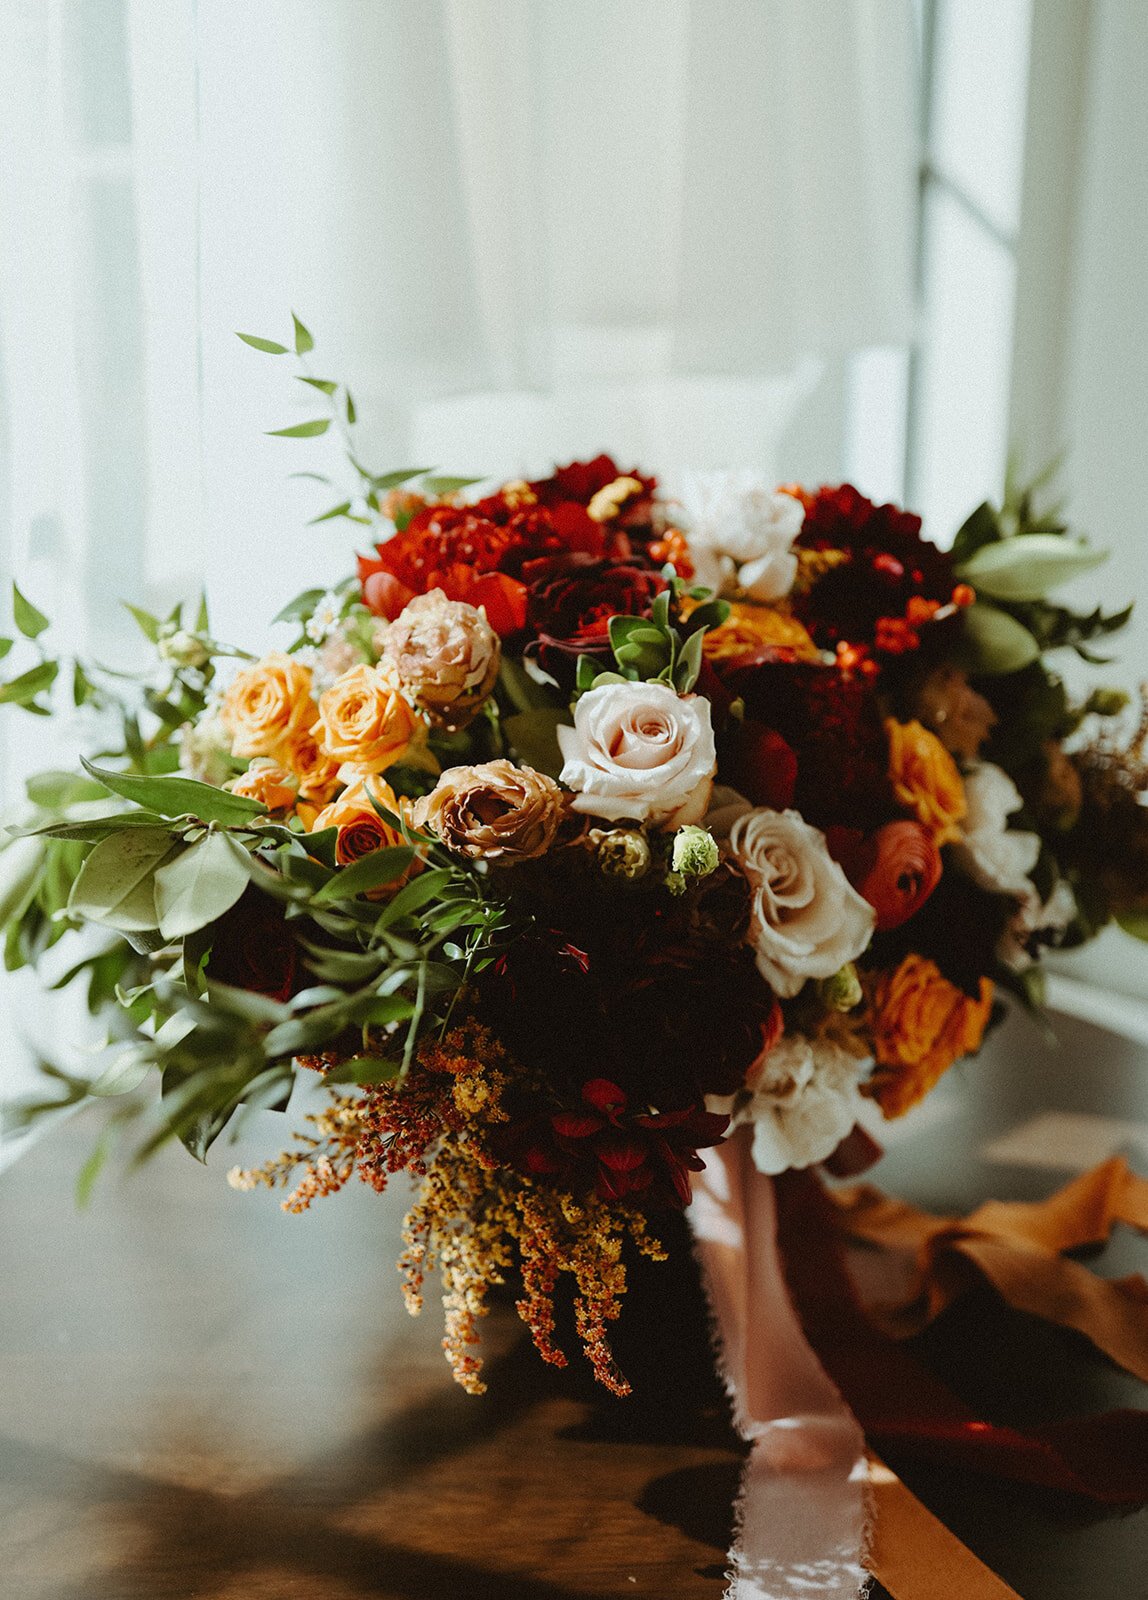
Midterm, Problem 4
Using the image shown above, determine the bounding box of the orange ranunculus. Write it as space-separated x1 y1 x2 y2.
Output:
314 663 415 778
700 601 821 665
865 955 994 1118
229 757 298 813
312 777 414 893
885 718 966 846
220 653 316 760
282 724 342 805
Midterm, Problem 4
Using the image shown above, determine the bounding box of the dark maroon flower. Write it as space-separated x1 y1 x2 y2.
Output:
503 1078 727 1209
523 552 667 682
204 885 300 1001
718 720 799 811
529 455 655 510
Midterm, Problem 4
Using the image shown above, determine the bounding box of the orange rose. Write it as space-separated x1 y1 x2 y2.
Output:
865 955 994 1118
314 663 415 778
312 777 413 887
220 653 316 759
229 757 298 813
886 718 966 845
282 725 342 805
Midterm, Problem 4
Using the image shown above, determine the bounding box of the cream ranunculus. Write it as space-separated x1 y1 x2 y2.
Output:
557 681 716 829
730 807 875 997
726 1034 866 1175
953 762 1040 898
678 471 804 602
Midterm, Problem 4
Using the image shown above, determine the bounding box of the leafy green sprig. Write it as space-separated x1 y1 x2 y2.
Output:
574 582 730 697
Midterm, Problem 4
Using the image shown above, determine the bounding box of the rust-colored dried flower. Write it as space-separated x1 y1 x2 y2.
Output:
911 662 997 762
412 758 566 864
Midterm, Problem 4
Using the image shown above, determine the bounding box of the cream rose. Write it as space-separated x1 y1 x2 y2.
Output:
557 681 716 829
723 1034 865 1175
678 471 804 602
730 807 875 997
953 762 1040 899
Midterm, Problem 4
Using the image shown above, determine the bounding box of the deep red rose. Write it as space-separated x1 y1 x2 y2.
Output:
523 552 667 681
718 719 799 811
204 885 300 1000
529 455 656 510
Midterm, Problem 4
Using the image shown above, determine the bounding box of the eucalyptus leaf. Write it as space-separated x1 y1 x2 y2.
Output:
266 419 330 439
960 603 1041 676
154 832 252 939
80 759 267 826
309 846 415 904
957 535 1108 601
69 828 180 932
236 331 289 354
13 583 49 639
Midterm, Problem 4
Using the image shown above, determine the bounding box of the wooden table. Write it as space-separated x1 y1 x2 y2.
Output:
1 1004 1146 1599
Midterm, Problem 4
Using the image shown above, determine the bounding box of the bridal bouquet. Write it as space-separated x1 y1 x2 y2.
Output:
4 327 1148 1594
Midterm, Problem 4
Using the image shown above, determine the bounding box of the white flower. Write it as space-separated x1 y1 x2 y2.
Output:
1000 878 1077 970
178 711 232 787
954 763 1040 899
557 681 716 829
305 592 342 645
727 1034 865 1175
730 807 875 997
678 471 804 602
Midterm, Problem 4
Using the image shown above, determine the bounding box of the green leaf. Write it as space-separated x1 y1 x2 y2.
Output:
266 418 330 439
0 638 12 661
371 467 432 491
13 583 49 639
122 602 160 642
502 708 571 779
308 501 353 525
420 474 483 497
24 770 108 810
69 828 180 932
17 810 172 843
373 867 454 930
957 535 1108 601
89 1048 152 1098
154 832 252 939
309 846 415 904
236 332 289 354
80 759 267 826
0 659 59 705
292 312 314 355
272 587 326 624
72 660 96 707
960 602 1041 676
297 376 337 395
345 391 356 425
675 626 705 692
324 1055 403 1085
950 501 1001 565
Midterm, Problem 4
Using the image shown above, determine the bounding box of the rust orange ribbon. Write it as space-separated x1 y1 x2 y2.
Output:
828 1157 1148 1384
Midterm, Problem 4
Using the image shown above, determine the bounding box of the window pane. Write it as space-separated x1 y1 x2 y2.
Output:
930 0 1032 239
913 188 1016 546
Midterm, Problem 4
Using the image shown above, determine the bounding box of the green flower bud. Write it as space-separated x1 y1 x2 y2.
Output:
670 825 719 880
159 627 210 670
820 963 863 1013
596 828 652 881
1085 688 1130 719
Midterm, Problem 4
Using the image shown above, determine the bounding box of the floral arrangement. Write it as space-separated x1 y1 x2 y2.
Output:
3 322 1145 1406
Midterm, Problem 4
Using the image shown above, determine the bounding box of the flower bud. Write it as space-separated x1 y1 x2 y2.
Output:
159 628 210 670
595 828 652 881
820 963 863 1013
671 825 720 880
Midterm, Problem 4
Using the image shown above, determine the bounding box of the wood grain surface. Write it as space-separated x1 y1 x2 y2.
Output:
1 1005 1145 1599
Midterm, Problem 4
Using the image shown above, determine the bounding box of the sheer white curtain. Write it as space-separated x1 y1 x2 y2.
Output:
0 0 917 1125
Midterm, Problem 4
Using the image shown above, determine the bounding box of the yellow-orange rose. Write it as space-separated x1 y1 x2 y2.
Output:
314 664 415 779
313 776 410 871
886 718 966 846
229 757 298 813
221 653 316 760
865 955 994 1118
282 725 342 805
